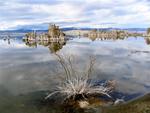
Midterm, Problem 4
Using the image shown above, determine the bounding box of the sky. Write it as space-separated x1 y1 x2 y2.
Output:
0 0 150 30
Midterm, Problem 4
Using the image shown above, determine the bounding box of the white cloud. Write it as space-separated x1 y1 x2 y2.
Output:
0 0 150 30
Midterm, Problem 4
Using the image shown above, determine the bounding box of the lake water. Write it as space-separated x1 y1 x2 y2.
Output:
0 35 150 113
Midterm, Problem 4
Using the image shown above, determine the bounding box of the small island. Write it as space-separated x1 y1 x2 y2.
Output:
23 24 66 41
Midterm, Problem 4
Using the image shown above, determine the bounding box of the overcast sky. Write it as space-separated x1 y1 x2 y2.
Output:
0 0 150 30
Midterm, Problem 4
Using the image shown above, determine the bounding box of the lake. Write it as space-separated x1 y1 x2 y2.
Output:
0 35 150 113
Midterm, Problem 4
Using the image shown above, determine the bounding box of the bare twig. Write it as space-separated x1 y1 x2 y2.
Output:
46 54 115 102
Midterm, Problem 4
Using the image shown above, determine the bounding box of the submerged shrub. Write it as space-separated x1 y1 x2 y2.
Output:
45 54 115 101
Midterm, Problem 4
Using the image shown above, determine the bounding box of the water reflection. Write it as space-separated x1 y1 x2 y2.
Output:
23 39 66 53
0 35 150 113
3 38 11 45
0 85 149 113
145 38 150 45
85 30 144 42
88 36 127 41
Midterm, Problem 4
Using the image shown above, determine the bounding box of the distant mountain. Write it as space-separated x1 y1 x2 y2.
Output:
12 23 49 31
0 29 48 33
0 23 147 32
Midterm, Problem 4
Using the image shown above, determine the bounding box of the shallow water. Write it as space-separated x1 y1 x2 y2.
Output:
0 35 150 113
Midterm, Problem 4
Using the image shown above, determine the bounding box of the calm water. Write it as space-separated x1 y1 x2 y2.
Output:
0 35 150 112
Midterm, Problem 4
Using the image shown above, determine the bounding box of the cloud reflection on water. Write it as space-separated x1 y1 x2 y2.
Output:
0 37 150 96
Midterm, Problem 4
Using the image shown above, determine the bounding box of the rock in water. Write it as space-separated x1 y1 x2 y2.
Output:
114 98 124 105
78 101 89 108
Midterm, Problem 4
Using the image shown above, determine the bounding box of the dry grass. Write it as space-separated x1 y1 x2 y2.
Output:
45 54 115 101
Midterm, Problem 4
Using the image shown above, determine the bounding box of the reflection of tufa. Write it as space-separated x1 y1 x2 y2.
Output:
146 28 150 37
144 28 150 44
147 28 150 35
23 40 66 53
85 29 144 41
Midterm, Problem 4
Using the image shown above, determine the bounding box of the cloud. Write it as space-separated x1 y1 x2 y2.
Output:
0 0 150 30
